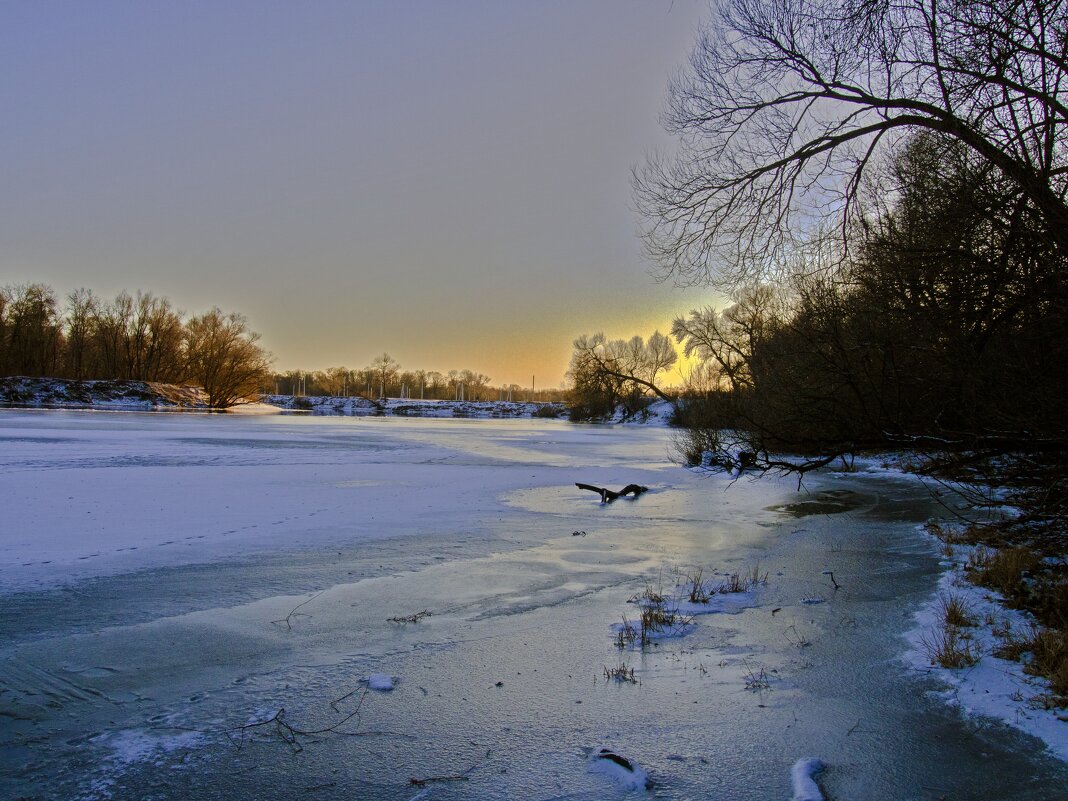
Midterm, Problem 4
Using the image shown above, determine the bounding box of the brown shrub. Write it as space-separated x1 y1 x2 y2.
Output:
972 547 1042 599
1026 629 1068 702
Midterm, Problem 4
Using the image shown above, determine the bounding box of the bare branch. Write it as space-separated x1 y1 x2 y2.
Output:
637 0 1068 289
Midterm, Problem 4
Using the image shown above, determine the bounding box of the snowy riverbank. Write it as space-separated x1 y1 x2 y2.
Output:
0 376 211 410
904 527 1068 762
259 393 567 419
0 377 571 419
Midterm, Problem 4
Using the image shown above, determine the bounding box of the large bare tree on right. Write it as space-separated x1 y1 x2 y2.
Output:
635 0 1068 289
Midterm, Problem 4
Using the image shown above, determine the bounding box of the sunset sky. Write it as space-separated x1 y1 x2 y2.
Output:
0 0 723 387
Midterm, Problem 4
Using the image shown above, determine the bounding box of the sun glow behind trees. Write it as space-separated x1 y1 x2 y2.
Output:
569 0 1068 457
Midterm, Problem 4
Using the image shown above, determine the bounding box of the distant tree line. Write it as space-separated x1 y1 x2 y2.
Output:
0 285 567 407
0 283 272 407
269 355 565 403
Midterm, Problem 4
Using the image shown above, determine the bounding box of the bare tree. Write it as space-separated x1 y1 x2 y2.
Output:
318 366 352 396
672 284 787 391
63 289 98 380
92 292 138 379
135 293 185 382
1 284 62 376
0 288 8 374
370 353 400 398
458 369 492 400
183 309 273 408
644 330 679 387
567 331 679 416
635 0 1068 289
87 291 185 381
425 370 446 399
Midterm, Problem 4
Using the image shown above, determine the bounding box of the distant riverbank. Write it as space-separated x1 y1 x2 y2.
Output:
260 392 567 419
0 376 570 419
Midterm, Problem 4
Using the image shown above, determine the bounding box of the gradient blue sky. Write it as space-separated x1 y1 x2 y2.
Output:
1 0 720 387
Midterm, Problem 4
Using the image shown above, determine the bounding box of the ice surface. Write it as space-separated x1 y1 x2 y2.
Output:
1 410 1066 801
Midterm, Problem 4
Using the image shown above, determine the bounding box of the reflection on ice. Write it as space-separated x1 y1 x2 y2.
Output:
767 489 868 517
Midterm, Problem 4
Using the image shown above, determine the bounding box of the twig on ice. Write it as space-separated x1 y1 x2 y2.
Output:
271 590 325 630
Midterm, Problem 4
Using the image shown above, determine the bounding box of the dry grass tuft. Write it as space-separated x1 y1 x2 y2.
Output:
921 625 982 669
718 563 768 594
1034 579 1068 631
387 609 432 624
747 563 770 587
686 568 713 604
994 623 1068 705
615 616 638 649
938 594 977 629
966 544 993 572
637 601 691 645
925 520 979 545
742 660 772 690
630 583 666 606
782 624 810 648
971 546 1042 598
1026 628 1068 702
604 662 639 684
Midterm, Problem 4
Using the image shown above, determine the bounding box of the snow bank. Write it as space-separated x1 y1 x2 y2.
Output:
904 528 1068 763
615 398 675 427
260 394 566 419
587 748 649 790
0 376 209 410
366 673 396 691
790 757 824 801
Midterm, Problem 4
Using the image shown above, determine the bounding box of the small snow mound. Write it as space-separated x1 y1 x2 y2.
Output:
366 673 395 691
103 728 204 768
790 757 824 801
587 747 649 790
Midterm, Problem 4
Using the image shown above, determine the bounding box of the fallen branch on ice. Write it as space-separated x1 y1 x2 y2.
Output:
575 483 649 503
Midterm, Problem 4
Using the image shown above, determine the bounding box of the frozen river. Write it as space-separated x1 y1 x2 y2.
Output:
1 410 1065 800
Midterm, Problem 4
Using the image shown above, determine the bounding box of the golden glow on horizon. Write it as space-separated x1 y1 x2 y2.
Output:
1 1 717 390
264 290 725 390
